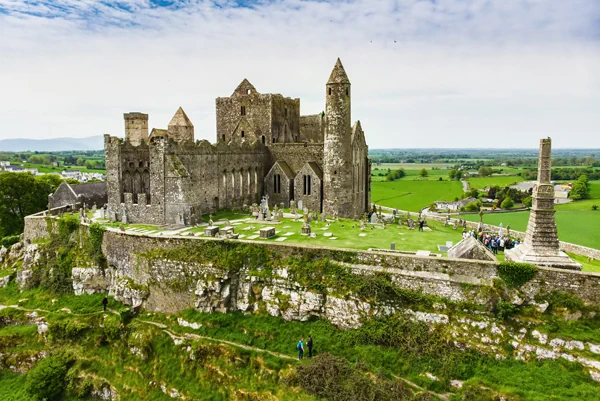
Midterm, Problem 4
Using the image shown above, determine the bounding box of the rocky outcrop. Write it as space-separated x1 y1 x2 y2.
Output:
72 267 110 296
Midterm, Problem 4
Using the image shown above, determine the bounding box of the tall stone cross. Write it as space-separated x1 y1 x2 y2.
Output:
505 138 581 270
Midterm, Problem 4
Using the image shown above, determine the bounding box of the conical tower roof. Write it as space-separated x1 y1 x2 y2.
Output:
168 107 193 127
327 58 350 85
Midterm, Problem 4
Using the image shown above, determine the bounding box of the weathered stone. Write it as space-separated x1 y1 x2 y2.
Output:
506 138 581 270
259 227 275 239
448 237 496 261
204 226 219 237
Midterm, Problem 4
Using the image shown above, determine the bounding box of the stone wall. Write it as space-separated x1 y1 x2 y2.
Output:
299 114 325 143
23 215 51 243
94 232 600 321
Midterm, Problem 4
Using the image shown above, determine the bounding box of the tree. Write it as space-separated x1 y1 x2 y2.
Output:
419 168 428 178
26 353 74 400
76 157 85 166
570 175 589 200
501 197 514 209
523 196 532 208
448 170 457 180
0 173 59 237
478 166 493 177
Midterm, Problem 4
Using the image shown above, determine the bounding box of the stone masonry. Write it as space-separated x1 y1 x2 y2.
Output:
505 138 582 270
104 59 370 225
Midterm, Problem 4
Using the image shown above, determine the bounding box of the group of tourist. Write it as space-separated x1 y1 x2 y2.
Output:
297 336 313 360
462 229 520 254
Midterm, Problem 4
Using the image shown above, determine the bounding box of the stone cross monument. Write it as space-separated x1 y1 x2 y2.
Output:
505 138 581 270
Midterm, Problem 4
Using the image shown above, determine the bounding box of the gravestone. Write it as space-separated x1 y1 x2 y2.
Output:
390 243 395 251
260 227 276 239
204 226 219 237
370 213 378 224
298 200 303 211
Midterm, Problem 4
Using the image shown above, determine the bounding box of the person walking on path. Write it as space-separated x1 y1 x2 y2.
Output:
307 335 313 358
418 219 424 232
102 296 108 312
297 338 304 360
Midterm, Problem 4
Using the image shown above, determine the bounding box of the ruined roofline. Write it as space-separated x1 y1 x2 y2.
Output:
215 92 300 103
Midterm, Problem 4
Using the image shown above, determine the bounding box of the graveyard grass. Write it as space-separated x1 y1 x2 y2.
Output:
177 214 465 255
371 180 464 212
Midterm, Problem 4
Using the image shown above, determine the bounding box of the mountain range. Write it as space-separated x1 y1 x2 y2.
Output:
0 136 105 152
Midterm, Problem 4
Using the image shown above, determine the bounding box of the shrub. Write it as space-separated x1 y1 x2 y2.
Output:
523 197 532 208
0 235 19 249
500 197 514 209
496 262 538 288
593 205 598 211
26 352 75 400
494 301 519 320
461 202 479 212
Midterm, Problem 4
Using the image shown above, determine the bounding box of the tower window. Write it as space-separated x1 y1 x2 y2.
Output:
328 88 332 95
334 170 337 175
241 106 246 115
247 89 251 95
222 134 225 142
241 131 245 138
346 88 349 96
261 135 265 144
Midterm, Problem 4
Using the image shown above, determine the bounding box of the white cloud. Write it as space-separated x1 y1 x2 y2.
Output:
0 0 599 148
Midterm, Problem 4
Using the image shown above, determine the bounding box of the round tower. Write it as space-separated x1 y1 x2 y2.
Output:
124 112 149 146
323 58 353 217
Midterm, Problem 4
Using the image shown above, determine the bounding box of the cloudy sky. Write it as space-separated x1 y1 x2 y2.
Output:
0 0 599 149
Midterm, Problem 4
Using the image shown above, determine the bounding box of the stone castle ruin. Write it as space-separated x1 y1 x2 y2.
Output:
104 59 370 225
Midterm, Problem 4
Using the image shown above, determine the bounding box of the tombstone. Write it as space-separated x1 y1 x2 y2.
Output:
301 223 311 236
242 203 248 212
205 226 219 237
280 202 284 209
453 221 458 230
290 199 296 214
393 209 398 217
92 204 97 214
178 213 185 226
370 213 378 224
309 232 317 239
273 205 279 222
266 207 272 221
398 219 403 228
209 214 214 226
260 227 275 238
360 220 366 231
175 213 182 226
498 223 504 237
278 208 284 220
100 208 106 219
297 200 303 211
251 203 259 217
390 243 395 251
225 218 232 227
121 205 127 224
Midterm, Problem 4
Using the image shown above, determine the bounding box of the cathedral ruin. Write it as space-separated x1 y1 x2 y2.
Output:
104 59 371 225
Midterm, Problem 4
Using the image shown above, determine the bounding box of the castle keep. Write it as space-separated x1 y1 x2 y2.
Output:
104 59 370 225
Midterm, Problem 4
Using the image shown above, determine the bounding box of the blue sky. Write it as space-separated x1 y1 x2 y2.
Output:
0 0 599 148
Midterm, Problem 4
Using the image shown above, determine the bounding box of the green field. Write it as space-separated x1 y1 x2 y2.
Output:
589 180 600 198
467 175 525 190
372 163 454 170
19 163 106 174
371 180 464 212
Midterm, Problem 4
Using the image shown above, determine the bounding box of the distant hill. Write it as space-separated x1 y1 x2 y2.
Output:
0 136 105 152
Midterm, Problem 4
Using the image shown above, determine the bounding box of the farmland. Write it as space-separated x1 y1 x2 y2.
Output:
371 180 464 212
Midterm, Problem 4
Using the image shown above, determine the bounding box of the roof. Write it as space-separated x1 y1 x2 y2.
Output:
71 182 107 196
327 58 351 85
168 107 193 127
150 128 168 137
232 78 258 96
273 161 295 180
307 162 323 180
448 236 496 261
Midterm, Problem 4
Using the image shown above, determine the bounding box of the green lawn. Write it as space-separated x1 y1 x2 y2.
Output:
371 180 464 212
180 217 463 255
19 163 106 174
588 181 600 199
567 253 600 273
467 175 524 190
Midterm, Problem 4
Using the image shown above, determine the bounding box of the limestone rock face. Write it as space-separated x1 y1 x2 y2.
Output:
448 237 496 261
72 267 110 295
